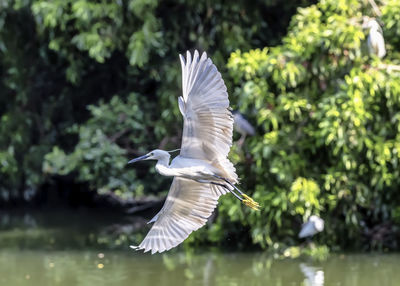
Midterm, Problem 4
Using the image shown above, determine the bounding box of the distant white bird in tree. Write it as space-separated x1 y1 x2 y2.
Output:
363 18 386 59
299 215 324 238
128 50 259 254
233 111 255 146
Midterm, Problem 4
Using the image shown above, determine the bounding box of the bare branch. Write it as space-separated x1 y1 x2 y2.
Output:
368 0 382 17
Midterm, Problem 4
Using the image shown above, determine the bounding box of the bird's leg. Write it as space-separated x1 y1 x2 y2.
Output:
213 175 245 195
210 182 243 202
212 175 260 211
237 134 246 147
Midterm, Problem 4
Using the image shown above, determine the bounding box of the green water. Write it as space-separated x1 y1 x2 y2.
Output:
1 211 399 286
1 251 399 286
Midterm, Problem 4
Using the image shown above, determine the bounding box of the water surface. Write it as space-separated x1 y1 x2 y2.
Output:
1 250 399 286
0 210 399 286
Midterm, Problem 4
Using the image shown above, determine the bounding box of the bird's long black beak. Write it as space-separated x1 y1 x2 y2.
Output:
128 154 150 164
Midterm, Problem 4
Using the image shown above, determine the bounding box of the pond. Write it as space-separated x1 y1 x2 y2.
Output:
1 251 399 285
0 210 399 286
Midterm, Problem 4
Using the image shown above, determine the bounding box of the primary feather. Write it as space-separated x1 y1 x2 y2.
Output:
133 178 219 254
179 50 237 183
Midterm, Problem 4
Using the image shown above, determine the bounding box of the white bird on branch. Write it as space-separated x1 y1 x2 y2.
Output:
363 18 386 59
128 50 259 254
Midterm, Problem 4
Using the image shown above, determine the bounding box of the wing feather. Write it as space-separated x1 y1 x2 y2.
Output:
178 50 237 182
134 178 219 254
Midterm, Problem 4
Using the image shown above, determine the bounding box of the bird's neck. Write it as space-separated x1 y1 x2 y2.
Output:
155 156 174 176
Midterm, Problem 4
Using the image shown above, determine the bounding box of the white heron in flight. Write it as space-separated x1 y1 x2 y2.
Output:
128 50 259 254
299 215 324 239
363 18 386 59
233 111 255 146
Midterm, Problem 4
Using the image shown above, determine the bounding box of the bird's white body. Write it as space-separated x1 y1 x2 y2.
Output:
365 19 386 59
299 215 324 238
154 152 223 182
128 51 259 254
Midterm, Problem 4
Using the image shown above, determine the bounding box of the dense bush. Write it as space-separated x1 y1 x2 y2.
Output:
210 0 400 251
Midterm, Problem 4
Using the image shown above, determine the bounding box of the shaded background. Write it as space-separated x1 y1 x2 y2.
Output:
1 0 400 255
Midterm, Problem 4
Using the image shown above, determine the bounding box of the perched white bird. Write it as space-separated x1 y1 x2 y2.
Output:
233 110 255 146
299 215 324 238
364 18 386 58
128 50 259 254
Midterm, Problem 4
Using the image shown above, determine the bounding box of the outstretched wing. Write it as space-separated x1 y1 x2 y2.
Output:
132 178 219 254
178 50 233 162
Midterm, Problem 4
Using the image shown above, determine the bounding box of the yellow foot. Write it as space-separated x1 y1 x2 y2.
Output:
242 194 260 211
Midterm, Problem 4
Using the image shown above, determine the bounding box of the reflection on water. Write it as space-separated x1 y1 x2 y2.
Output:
0 210 148 250
300 263 324 286
1 251 399 286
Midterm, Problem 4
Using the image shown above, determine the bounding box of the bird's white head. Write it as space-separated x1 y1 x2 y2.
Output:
363 18 381 32
128 149 171 164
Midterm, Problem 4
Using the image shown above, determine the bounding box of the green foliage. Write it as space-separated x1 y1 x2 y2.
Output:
280 245 329 260
31 0 163 73
382 0 400 49
43 93 164 197
222 0 400 250
1 0 307 202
